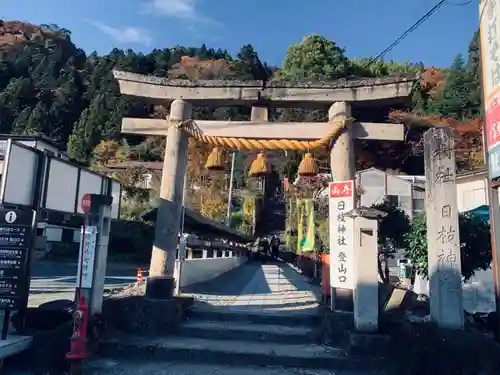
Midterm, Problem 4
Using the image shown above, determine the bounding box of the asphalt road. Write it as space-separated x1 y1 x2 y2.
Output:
28 260 142 307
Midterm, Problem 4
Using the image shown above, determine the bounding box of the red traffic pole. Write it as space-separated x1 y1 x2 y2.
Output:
66 194 92 374
66 295 90 375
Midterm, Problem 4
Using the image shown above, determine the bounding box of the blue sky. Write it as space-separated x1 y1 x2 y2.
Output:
2 0 479 68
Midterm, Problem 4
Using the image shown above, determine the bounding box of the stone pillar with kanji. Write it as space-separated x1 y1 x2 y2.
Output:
424 127 464 330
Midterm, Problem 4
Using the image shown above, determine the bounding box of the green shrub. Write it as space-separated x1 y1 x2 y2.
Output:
403 213 491 281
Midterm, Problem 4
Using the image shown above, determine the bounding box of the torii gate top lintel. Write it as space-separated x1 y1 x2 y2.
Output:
112 70 418 108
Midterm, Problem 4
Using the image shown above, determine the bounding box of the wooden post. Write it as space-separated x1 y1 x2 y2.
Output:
147 99 192 299
424 127 464 330
329 101 355 312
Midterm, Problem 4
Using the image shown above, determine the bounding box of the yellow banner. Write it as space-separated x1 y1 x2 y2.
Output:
297 199 315 252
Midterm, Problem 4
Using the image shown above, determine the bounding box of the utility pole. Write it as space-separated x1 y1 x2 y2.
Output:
226 152 236 227
180 170 187 234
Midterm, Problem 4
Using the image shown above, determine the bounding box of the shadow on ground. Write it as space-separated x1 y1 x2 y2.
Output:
182 260 322 317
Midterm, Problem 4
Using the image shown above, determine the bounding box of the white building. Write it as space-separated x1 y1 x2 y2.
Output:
0 135 74 249
0 135 121 256
356 168 426 217
455 168 492 212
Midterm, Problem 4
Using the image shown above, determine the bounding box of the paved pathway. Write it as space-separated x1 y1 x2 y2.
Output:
183 261 322 314
28 261 140 307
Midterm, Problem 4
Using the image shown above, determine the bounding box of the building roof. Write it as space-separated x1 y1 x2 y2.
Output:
142 207 254 243
0 134 65 151
98 161 164 173
456 168 488 180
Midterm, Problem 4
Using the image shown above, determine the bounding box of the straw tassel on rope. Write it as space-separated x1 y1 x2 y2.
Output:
298 153 319 177
205 147 225 171
248 152 269 177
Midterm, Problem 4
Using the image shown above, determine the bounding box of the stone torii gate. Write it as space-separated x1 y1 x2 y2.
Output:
113 70 417 306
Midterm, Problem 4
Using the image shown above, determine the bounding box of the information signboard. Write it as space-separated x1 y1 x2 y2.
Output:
76 225 97 289
0 206 33 310
480 0 500 179
328 180 355 291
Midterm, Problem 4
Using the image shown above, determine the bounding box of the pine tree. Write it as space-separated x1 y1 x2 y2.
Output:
431 54 479 119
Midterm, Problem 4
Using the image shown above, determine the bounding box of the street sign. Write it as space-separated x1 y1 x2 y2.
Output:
76 226 98 289
81 193 91 215
329 181 355 291
4 211 16 224
0 206 33 310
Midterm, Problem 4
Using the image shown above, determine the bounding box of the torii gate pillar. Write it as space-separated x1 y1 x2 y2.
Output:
147 99 191 299
329 102 355 181
329 101 356 312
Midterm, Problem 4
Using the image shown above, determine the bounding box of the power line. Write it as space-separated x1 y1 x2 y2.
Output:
364 0 448 68
445 0 473 5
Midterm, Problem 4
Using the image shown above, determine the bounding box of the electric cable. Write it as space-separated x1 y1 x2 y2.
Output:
364 0 457 68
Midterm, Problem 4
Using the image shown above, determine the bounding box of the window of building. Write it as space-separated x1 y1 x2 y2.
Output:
413 198 425 212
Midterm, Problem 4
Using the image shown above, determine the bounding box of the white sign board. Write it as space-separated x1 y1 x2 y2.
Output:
329 180 355 290
480 0 500 178
480 0 500 101
76 225 98 288
0 141 38 206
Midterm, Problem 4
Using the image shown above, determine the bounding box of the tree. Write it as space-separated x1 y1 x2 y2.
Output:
429 54 480 119
280 35 351 81
185 138 228 223
232 44 269 81
403 214 491 282
372 200 411 283
91 140 129 168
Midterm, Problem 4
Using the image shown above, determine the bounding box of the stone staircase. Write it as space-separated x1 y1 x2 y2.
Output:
256 197 286 237
89 307 385 374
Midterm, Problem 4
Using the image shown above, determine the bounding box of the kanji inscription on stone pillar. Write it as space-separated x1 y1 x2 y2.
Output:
424 127 464 330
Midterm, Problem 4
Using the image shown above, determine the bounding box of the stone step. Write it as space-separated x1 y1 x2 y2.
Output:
189 308 321 327
87 358 384 375
98 334 384 372
177 320 318 345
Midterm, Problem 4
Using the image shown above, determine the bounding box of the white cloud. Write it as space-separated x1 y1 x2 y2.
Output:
87 20 153 46
145 0 198 19
141 0 219 27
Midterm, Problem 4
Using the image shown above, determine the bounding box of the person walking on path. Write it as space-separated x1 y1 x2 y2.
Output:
259 237 270 263
270 235 280 261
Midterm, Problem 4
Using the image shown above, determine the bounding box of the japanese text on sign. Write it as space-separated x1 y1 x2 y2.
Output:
0 207 33 310
329 181 354 290
486 96 500 178
480 0 500 178
76 226 97 289
480 0 500 100
330 181 353 198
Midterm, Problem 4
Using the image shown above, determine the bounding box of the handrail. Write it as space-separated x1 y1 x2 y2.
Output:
186 236 248 251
